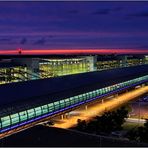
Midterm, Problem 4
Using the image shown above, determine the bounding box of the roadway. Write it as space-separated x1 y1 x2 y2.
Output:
126 118 146 124
52 86 148 129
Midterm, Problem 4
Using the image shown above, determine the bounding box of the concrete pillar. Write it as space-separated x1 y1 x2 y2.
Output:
85 105 88 110
64 113 70 119
115 94 118 98
61 115 64 120
102 99 104 104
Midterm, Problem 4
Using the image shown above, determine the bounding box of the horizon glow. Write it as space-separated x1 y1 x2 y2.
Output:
0 49 147 55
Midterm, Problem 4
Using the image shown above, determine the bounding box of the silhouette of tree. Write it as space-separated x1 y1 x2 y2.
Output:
76 119 87 132
126 128 139 141
126 119 148 143
138 119 148 143
86 120 98 133
75 105 129 135
144 119 148 129
112 106 128 130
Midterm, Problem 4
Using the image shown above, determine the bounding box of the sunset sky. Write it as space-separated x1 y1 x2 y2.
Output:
0 1 148 54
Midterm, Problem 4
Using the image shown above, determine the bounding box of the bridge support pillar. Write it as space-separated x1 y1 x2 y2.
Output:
61 115 64 120
65 113 70 119
102 99 104 104
85 105 88 110
115 94 118 98
64 114 67 119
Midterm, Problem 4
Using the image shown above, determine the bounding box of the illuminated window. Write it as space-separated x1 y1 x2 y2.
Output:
19 111 28 122
41 105 48 114
65 98 70 106
27 109 35 119
92 91 96 97
85 93 90 99
35 107 42 116
74 96 79 103
48 103 54 112
78 95 83 101
1 116 11 128
10 113 19 125
89 92 93 98
82 94 87 100
54 101 60 110
60 100 65 108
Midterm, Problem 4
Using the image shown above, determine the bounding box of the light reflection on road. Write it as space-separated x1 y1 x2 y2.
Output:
53 86 148 129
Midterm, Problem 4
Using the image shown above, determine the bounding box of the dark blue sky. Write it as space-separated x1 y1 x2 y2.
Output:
0 1 148 52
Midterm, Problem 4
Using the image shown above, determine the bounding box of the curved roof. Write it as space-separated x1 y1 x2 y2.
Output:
0 65 148 113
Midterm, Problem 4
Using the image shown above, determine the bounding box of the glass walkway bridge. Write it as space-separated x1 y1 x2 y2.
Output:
0 65 148 137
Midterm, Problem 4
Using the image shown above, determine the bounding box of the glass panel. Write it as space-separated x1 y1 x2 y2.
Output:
89 92 93 97
54 101 60 110
78 95 83 101
65 98 70 106
74 96 79 103
27 109 35 119
1 116 11 128
60 100 65 108
92 91 96 97
19 111 28 122
35 107 42 116
102 88 106 94
70 97 75 105
97 90 100 94
85 93 90 99
48 103 54 112
41 105 48 114
10 113 19 125
82 94 87 100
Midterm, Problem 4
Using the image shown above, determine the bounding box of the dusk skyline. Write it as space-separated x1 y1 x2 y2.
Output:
0 1 148 54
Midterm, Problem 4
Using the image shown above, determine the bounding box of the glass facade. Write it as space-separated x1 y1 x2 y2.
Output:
39 58 90 78
0 57 147 85
0 66 27 85
96 58 147 71
0 75 148 133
